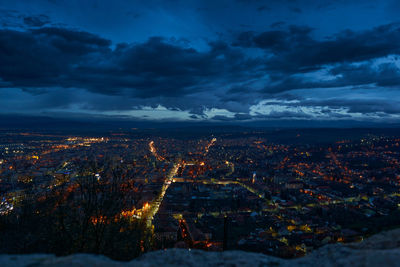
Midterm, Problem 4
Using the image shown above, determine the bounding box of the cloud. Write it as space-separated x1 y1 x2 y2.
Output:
248 97 400 120
254 60 400 94
1 20 400 122
231 23 400 96
0 27 264 113
289 7 302 13
299 97 400 116
0 27 112 89
235 23 400 73
270 21 285 28
329 62 400 87
23 14 50 27
257 5 270 12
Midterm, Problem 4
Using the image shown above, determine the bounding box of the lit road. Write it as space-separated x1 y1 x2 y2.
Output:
143 138 216 228
172 177 268 201
144 161 183 228
178 219 194 247
149 141 166 161
204 138 217 155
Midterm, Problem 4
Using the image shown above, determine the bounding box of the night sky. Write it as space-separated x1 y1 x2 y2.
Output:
1 0 400 124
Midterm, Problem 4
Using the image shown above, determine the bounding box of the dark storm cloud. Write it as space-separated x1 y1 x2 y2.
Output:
0 27 111 88
104 38 260 98
0 27 262 102
229 23 400 97
270 21 285 28
254 61 400 94
0 9 21 28
0 9 53 28
23 14 50 27
256 5 270 12
235 23 400 73
329 62 400 87
289 7 302 13
1 0 400 122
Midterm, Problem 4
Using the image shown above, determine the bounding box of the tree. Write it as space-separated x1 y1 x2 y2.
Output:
0 157 152 261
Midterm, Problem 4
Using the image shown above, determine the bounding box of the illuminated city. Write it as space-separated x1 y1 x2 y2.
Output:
1 128 400 260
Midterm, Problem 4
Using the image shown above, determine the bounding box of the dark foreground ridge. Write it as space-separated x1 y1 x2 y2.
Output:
1 228 400 267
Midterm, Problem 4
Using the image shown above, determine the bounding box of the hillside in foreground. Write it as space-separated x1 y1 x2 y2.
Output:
1 228 400 267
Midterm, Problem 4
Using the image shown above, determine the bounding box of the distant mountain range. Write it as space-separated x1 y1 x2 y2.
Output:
1 114 399 132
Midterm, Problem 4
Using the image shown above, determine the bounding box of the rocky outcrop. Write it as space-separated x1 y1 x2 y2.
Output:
2 229 400 267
